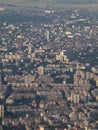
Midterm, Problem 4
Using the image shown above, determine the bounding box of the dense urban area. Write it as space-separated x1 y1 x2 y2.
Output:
0 6 98 130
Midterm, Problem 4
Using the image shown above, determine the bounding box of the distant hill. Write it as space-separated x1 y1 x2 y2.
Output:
55 0 98 4
30 0 98 4
29 0 98 4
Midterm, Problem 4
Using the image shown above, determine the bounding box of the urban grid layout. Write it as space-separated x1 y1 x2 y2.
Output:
0 3 98 130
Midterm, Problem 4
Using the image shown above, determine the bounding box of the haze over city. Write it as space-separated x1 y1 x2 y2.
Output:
0 0 98 130
0 0 98 7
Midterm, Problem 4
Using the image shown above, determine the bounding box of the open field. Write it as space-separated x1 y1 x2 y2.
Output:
0 0 98 10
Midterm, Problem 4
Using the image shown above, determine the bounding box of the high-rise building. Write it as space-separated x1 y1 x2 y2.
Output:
38 66 44 75
28 43 32 53
45 30 50 41
39 125 44 130
0 105 4 118
71 93 79 103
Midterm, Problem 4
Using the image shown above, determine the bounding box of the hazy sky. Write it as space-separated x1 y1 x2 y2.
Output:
0 0 98 7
